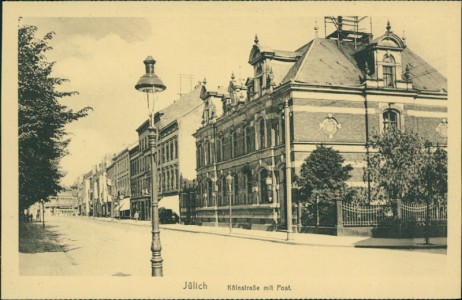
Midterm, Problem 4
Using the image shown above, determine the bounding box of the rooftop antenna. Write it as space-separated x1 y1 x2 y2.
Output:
177 74 194 98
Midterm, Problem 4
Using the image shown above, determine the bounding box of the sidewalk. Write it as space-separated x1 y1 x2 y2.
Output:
19 221 83 275
93 217 447 249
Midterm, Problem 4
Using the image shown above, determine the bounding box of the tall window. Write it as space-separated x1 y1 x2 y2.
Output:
259 169 269 203
222 177 228 206
217 178 223 206
207 180 212 207
245 125 255 153
259 118 265 149
274 122 280 146
383 55 396 87
216 139 222 162
174 139 178 159
383 109 400 130
204 142 209 165
246 172 253 204
233 174 239 205
267 121 272 147
232 131 238 158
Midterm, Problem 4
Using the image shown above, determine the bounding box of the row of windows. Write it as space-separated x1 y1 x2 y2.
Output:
130 166 180 198
130 155 151 177
197 169 276 208
197 114 293 168
158 137 178 165
159 166 179 193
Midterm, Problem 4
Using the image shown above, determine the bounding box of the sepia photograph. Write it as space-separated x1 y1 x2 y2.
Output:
2 1 461 299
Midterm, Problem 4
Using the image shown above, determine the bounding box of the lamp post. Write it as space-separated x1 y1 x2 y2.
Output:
135 56 166 277
292 181 301 232
41 199 45 229
226 172 233 233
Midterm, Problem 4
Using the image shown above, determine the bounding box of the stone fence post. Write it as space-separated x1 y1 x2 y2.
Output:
396 198 402 219
336 198 343 228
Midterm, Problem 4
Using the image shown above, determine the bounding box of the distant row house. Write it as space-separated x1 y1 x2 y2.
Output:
74 84 203 221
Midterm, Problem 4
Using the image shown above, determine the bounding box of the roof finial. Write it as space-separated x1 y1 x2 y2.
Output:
231 72 235 80
314 19 319 38
364 60 370 77
402 30 406 45
386 20 392 32
203 77 207 85
403 63 411 81
254 34 259 45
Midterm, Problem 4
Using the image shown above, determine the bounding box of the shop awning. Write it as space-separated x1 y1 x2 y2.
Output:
115 198 130 211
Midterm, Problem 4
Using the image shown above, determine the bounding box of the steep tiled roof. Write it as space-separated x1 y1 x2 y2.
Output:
279 37 446 92
401 48 447 91
155 85 203 129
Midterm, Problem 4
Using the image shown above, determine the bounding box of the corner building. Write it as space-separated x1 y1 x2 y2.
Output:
194 19 448 230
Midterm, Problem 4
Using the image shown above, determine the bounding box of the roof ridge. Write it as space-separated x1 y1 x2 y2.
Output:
293 39 318 82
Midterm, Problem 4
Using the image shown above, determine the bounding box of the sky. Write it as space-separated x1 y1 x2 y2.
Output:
21 3 450 187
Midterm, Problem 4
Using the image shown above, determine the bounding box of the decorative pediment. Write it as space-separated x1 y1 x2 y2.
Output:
376 34 405 49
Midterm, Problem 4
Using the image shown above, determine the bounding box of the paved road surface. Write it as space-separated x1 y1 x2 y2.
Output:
20 216 448 278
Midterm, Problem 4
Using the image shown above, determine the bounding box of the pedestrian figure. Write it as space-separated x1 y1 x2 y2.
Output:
134 211 139 221
36 209 41 222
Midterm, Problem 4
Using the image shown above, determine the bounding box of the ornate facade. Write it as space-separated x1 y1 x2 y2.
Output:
194 20 448 230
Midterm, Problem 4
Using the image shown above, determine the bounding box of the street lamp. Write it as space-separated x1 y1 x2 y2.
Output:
292 181 302 231
135 56 166 277
226 172 233 233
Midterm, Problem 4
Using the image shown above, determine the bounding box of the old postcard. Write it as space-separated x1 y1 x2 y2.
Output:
2 1 461 299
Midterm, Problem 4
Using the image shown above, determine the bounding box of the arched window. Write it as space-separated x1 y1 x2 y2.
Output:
383 55 396 87
383 109 400 130
259 169 269 203
259 118 266 149
246 172 253 204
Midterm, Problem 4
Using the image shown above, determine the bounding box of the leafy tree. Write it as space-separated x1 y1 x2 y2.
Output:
420 143 447 244
296 145 352 226
365 128 447 218
366 128 425 206
18 23 91 213
298 144 353 202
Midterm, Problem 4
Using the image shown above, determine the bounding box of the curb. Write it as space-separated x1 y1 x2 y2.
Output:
91 217 447 250
158 225 354 248
355 244 447 249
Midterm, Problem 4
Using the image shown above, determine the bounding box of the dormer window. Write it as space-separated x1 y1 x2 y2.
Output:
383 55 396 87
